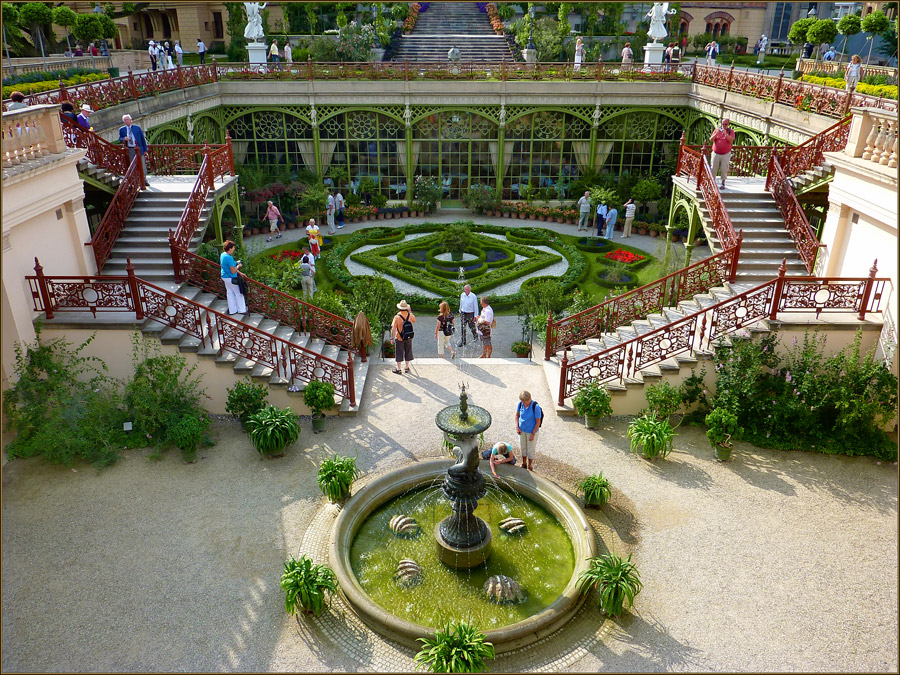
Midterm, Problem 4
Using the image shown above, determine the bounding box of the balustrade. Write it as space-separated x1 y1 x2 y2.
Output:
2 105 68 174
854 109 899 170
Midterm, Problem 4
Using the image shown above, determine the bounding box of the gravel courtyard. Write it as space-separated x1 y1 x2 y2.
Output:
2 360 897 672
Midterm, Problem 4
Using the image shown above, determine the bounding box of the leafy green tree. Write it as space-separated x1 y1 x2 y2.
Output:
837 14 861 59
861 9 890 63
52 6 77 52
224 2 248 61
787 16 817 47
72 13 117 44
807 18 838 59
18 2 53 55
875 19 898 59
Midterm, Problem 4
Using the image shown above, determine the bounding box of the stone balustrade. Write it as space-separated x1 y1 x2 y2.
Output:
1 104 69 178
845 106 898 170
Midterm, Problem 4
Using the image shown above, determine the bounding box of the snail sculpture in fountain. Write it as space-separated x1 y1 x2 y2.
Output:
484 575 527 604
395 559 423 587
389 515 421 538
499 517 527 535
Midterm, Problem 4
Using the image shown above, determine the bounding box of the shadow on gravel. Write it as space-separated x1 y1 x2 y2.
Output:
293 608 375 670
643 455 714 491
600 610 703 671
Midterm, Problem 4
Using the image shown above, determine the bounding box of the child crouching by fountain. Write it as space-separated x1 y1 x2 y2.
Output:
481 441 516 477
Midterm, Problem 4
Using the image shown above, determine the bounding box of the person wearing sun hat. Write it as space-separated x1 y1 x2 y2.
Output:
390 300 417 375
76 104 93 130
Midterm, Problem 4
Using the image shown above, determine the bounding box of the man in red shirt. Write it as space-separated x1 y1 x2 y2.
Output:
709 118 736 189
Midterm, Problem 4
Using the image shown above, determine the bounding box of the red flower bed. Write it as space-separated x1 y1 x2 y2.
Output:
270 250 302 262
605 249 645 264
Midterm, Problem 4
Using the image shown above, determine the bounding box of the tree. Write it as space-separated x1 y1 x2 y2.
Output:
875 19 898 59
861 9 890 64
52 6 77 52
837 14 861 60
787 16 817 49
18 2 53 58
224 2 247 61
807 18 838 60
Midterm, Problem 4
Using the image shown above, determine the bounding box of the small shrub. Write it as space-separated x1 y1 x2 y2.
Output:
510 340 532 356
303 380 336 418
246 406 300 456
166 413 209 462
705 408 741 448
414 621 495 673
226 378 269 425
644 381 683 421
577 553 643 617
440 223 473 253
316 454 360 502
310 290 348 320
281 555 338 615
572 383 613 418
576 473 611 506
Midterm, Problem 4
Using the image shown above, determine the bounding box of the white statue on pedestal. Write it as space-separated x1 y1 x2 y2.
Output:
646 3 676 43
244 2 268 43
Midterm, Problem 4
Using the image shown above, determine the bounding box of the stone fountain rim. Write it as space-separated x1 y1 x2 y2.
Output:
328 459 599 654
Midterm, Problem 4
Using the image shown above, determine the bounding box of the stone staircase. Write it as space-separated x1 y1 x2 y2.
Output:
788 160 835 195
392 2 516 62
77 157 121 192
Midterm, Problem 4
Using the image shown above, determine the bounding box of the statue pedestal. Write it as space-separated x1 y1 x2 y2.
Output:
522 48 537 64
643 42 665 66
247 42 268 65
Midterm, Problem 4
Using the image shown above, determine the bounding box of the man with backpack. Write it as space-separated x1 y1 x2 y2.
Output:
515 391 542 472
299 246 316 300
391 300 417 375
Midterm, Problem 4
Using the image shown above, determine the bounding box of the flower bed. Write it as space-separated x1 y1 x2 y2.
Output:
270 249 304 262
605 249 646 264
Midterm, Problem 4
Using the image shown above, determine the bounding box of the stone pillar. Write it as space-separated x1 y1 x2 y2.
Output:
522 48 537 63
247 42 268 65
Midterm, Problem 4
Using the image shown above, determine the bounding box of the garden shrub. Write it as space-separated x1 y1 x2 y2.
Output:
2 66 107 87
310 290 349 320
712 331 898 460
2 73 107 99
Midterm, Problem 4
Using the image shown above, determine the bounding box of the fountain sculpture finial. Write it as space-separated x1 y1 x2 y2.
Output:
458 383 469 422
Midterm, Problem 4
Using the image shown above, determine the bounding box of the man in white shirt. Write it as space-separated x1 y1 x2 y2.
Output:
148 40 157 71
457 284 479 347
576 190 592 231
335 189 345 229
622 198 636 238
477 297 494 358
326 192 336 234
197 39 206 64
595 201 608 238
174 41 183 66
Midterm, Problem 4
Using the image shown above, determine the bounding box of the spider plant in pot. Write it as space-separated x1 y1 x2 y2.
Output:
280 555 338 616
317 454 360 502
576 472 611 507
705 407 742 462
577 553 643 617
304 380 336 433
626 414 675 460
246 405 300 458
572 382 613 429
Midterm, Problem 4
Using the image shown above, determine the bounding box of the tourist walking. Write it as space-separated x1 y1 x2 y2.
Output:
164 41 174 69
391 300 417 375
197 39 206 64
174 41 183 66
157 42 168 70
306 218 322 258
335 189 345 229
269 40 281 68
220 240 247 315
595 200 608 238
577 190 592 231
704 40 718 66
605 204 618 240
621 42 633 65
482 441 517 477
664 42 673 64
76 104 93 129
6 92 27 110
118 114 149 188
622 198 636 238
299 246 316 300
671 41 681 63
284 41 293 65
435 301 456 359
709 118 735 189
457 284 479 347
148 40 157 71
477 296 494 359
515 391 542 472
264 200 284 242
574 37 584 72
326 190 336 234
845 55 862 92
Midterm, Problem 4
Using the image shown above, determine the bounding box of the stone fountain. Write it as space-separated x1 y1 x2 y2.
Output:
433 384 493 568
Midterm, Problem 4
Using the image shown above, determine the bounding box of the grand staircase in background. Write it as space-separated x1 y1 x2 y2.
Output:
392 2 517 62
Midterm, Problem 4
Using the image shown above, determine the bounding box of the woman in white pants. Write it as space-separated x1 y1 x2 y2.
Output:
220 240 247 315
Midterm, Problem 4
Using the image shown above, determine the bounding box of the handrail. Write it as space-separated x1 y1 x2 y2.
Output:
60 115 130 175
545 243 741 359
89 153 144 270
676 144 739 250
172 246 361 360
557 262 889 405
26 259 356 406
680 144 779 177
766 155 823 274
776 115 852 179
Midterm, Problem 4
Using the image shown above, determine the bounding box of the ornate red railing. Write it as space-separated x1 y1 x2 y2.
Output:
26 259 356 406
172 246 361 359
766 155 823 274
775 115 852 179
60 116 130 175
90 153 144 270
557 261 889 405
676 144 739 250
681 144 779 177
545 243 741 359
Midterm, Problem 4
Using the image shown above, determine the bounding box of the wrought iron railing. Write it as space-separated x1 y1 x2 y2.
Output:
775 115 852 178
676 143 739 250
545 244 741 359
765 155 823 274
60 116 130 174
681 144 779 177
26 259 356 406
90 153 144 270
557 261 889 405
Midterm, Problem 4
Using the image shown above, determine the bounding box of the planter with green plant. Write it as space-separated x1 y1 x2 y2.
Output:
572 382 613 429
644 381 683 422
414 621 495 674
281 555 338 616
441 223 473 262
317 454 360 502
510 340 532 358
166 413 209 463
246 405 300 458
705 407 742 462
226 377 270 429
627 414 675 460
576 472 611 507
304 380 336 433
577 553 643 617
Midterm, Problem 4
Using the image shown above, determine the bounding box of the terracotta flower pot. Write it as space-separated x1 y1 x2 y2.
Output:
649 229 658 237
251 227 260 235
638 227 648 236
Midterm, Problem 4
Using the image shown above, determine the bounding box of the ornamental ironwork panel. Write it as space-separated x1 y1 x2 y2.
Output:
44 279 132 314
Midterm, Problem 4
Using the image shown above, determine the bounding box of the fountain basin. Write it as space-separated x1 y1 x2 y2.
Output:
329 460 598 653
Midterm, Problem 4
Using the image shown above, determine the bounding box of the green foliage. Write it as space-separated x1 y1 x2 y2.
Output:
837 14 862 37
588 186 619 208
644 381 683 421
519 278 569 320
788 17 818 44
166 413 209 461
337 21 378 61
310 290 348 321
712 331 898 460
414 621 495 673
414 176 442 209
224 2 248 61
807 19 839 47
627 414 675 459
304 380 336 417
861 9 890 35
348 273 396 339
511 340 532 356
679 368 711 424
630 178 663 205
281 555 338 615
372 192 388 208
2 2 20 25
2 65 106 87
72 12 117 42
462 183 500 212
19 2 52 28
704 407 741 449
572 382 613 418
298 183 329 218
246 406 300 456
577 553 642 617
225 378 269 423
316 454 359 501
440 223 473 253
576 473 611 505
197 240 221 264
52 6 77 30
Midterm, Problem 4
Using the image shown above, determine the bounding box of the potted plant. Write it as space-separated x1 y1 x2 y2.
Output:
577 553 643 617
304 380 336 433
441 223 472 262
572 382 613 429
511 340 532 358
281 555 338 615
246 405 300 458
414 621 495 674
576 472 611 507
316 454 360 502
383 339 395 358
705 407 742 462
644 381 683 422
627 414 675 460
167 413 208 463
226 377 269 429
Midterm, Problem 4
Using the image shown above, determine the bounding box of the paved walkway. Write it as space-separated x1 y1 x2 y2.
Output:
2 361 896 671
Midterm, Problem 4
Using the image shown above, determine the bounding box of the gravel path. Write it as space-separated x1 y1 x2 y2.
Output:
2 361 897 672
